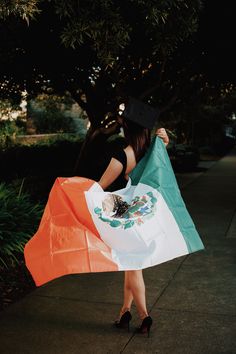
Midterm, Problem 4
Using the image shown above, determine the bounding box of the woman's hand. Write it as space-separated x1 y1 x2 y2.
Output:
156 128 169 146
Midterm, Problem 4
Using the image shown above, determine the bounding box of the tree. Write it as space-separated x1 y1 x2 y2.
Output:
1 0 202 123
0 0 203 176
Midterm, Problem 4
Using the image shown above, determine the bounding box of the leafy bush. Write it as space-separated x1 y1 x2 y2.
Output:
0 120 25 149
0 138 83 181
31 109 76 134
0 182 43 271
28 94 87 134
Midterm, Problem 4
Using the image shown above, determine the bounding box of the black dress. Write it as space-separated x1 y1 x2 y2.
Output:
108 146 128 191
108 144 146 191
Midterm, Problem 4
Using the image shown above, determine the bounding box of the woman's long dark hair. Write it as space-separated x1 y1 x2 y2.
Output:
122 119 151 162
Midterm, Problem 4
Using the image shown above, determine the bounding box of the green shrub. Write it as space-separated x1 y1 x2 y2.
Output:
28 94 87 134
30 110 75 134
0 138 83 181
0 182 43 271
0 120 25 149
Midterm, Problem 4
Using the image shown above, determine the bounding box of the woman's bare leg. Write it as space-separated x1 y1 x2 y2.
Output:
119 270 148 320
126 270 149 320
123 271 134 309
117 271 134 319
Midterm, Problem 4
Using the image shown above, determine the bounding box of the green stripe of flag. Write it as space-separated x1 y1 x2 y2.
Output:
129 137 205 253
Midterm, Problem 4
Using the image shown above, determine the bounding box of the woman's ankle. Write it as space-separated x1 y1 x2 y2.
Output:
116 306 131 321
139 311 149 320
120 306 131 314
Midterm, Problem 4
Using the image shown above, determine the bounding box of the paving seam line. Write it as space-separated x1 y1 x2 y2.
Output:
225 206 236 239
153 307 236 318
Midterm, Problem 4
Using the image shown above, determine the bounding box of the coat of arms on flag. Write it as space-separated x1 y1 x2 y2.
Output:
94 191 157 229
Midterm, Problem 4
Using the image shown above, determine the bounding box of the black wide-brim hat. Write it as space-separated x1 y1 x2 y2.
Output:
121 97 160 130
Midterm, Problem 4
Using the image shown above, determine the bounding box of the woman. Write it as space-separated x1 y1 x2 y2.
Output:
24 99 204 338
98 116 169 336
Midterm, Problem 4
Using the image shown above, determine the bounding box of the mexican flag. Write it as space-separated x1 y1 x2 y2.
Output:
24 137 205 286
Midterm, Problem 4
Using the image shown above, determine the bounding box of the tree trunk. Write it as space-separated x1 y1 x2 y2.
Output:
73 119 121 180
70 81 120 179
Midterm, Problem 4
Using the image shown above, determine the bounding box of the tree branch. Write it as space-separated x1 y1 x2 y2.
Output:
139 57 167 100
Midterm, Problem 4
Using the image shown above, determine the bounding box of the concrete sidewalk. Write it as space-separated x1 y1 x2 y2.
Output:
0 150 236 354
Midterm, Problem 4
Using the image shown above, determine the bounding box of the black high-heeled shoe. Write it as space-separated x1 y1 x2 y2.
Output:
136 316 153 337
114 310 132 332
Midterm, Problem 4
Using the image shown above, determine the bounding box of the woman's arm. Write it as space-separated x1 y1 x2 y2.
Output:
98 158 123 190
156 128 169 146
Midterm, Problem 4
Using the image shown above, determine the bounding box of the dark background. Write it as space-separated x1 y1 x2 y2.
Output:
198 0 235 83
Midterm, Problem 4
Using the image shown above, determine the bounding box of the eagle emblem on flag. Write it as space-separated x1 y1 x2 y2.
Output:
94 192 158 229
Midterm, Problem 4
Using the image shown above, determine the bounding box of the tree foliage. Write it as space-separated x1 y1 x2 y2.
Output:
0 0 40 22
6 1 234 176
28 93 85 134
0 0 202 129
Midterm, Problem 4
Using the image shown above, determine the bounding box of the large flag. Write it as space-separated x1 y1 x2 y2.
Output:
24 137 204 286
